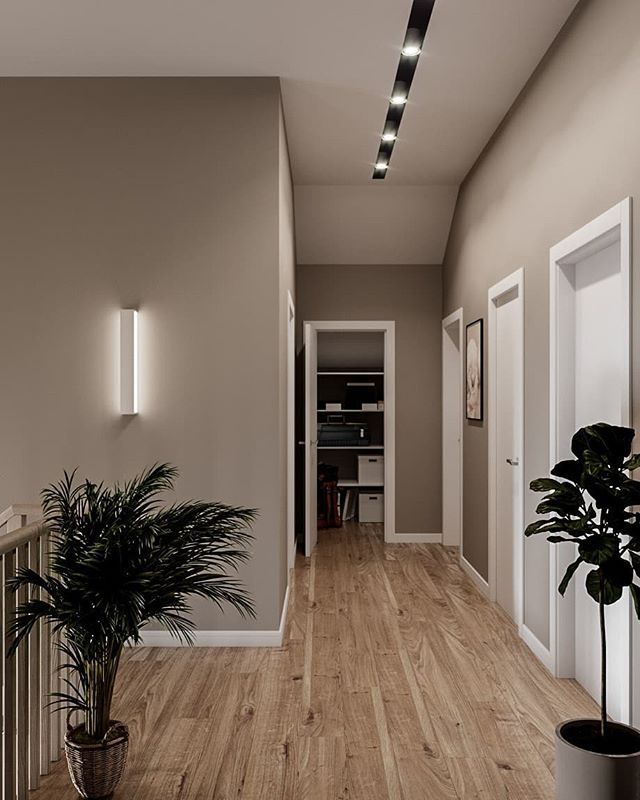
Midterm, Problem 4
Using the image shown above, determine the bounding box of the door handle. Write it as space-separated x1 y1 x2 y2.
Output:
506 458 519 466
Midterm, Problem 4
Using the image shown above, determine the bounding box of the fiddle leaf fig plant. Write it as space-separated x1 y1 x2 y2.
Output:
526 422 640 740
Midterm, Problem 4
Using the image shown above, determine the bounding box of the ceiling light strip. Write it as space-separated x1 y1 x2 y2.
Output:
372 0 436 179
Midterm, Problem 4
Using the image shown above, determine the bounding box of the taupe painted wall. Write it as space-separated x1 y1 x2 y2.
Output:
0 77 293 632
297 264 442 535
443 0 640 645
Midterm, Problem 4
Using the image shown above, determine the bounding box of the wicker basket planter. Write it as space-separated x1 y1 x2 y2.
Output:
64 722 129 800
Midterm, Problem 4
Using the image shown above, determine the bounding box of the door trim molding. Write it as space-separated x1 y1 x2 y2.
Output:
304 320 396 543
487 267 525 630
442 308 464 551
287 290 296 572
549 197 632 721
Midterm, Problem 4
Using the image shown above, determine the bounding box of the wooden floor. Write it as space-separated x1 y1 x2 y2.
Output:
31 524 597 799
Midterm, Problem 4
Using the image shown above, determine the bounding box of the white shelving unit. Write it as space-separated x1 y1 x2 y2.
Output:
316 348 385 525
317 408 382 413
318 445 384 450
317 371 384 376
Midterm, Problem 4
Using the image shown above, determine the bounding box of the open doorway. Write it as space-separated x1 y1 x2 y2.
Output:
550 198 632 724
303 321 396 555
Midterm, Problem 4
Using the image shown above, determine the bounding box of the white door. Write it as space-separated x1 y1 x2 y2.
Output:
572 241 627 716
442 313 462 547
551 198 631 723
304 323 318 557
495 293 522 622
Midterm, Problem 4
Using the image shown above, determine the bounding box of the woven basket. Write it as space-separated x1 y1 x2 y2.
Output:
64 722 129 800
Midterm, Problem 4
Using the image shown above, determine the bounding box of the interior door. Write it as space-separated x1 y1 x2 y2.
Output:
572 241 627 718
304 323 318 557
495 294 521 622
442 320 462 547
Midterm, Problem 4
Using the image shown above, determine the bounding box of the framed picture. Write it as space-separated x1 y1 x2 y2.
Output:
466 318 483 420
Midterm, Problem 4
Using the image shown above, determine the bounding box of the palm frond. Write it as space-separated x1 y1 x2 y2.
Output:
10 463 256 741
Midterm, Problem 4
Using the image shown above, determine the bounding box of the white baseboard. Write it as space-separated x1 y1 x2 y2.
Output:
520 623 555 673
387 533 443 544
460 554 490 597
137 584 290 648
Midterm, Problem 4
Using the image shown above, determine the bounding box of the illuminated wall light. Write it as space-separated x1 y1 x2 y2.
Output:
120 309 139 415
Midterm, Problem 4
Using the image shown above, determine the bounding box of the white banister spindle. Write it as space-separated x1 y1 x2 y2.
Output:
0 513 58 800
16 544 29 799
39 533 51 777
28 536 42 790
4 549 18 800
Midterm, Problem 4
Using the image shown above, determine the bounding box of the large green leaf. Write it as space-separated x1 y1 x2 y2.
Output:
629 552 640 579
602 557 634 588
624 454 640 472
530 478 563 493
578 535 618 565
550 459 582 484
558 557 582 596
571 423 635 466
585 569 623 605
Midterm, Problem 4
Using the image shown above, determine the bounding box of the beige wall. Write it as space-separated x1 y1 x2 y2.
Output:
278 101 296 583
443 0 640 645
297 264 442 535
0 77 293 632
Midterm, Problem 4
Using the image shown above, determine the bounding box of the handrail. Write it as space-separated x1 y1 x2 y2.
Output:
0 520 47 556
1 515 61 797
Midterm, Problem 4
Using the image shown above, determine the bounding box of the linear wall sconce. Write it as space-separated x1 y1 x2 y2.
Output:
372 0 437 179
120 309 139 415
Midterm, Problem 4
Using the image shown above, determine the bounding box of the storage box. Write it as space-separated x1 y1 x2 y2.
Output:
359 492 384 523
358 455 384 485
325 402 342 411
361 402 378 411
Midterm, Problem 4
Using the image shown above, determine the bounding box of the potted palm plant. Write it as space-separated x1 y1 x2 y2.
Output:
9 464 255 800
526 422 640 800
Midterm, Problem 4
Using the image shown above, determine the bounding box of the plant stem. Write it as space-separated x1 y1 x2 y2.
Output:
599 573 607 739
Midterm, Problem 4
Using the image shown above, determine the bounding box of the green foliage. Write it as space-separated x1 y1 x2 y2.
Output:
9 464 255 740
527 422 640 738
526 423 640 613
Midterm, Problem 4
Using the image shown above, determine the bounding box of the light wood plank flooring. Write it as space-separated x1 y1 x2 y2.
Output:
30 523 597 799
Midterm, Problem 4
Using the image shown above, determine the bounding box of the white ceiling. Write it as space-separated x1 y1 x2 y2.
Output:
0 0 579 187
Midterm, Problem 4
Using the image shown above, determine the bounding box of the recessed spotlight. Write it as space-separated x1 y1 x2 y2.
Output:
402 27 423 58
390 80 408 105
382 132 397 142
375 161 389 171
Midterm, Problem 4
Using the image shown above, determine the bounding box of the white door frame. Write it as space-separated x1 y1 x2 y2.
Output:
488 268 525 630
549 198 632 719
304 320 396 544
287 291 296 572
442 308 464 549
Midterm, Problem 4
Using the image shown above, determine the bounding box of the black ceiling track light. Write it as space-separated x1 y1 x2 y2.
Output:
372 0 437 179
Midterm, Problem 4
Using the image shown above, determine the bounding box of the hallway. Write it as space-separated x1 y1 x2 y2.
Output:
30 525 596 799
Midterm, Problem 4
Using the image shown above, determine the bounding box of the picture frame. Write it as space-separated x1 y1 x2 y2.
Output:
466 318 483 420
